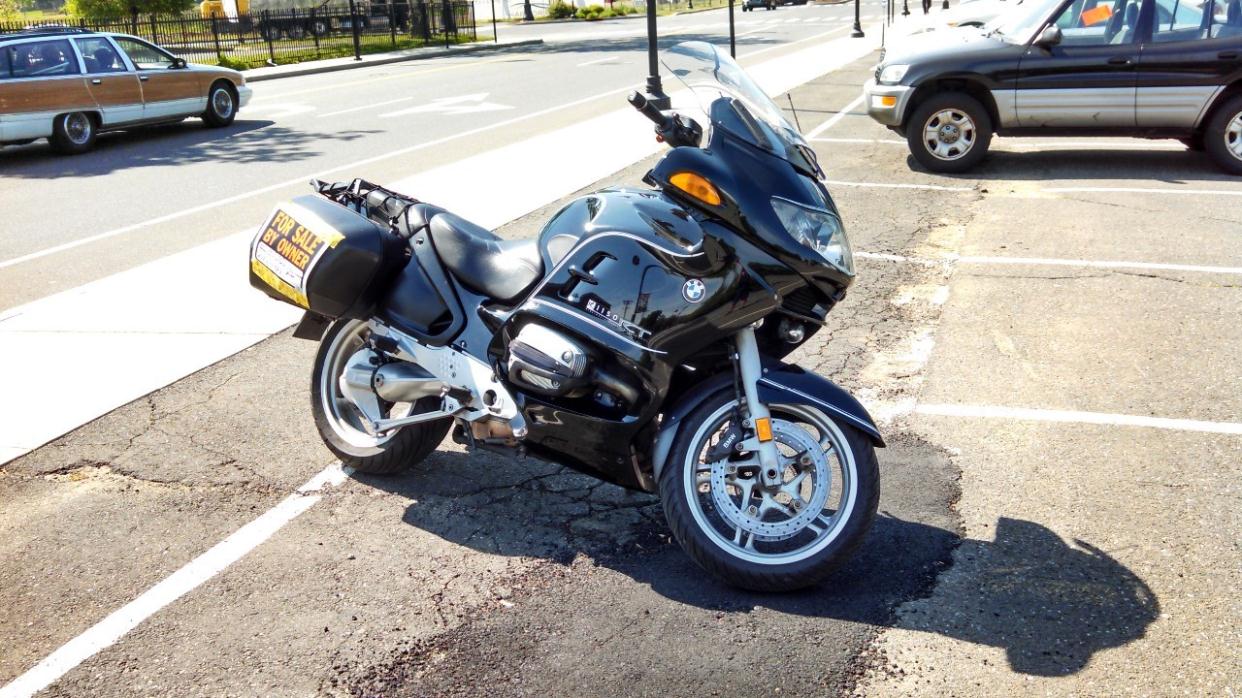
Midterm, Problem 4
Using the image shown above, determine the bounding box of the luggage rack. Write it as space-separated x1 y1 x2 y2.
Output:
311 178 423 238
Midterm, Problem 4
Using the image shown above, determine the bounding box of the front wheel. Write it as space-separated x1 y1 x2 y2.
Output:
660 392 880 591
1204 94 1242 175
203 81 238 128
310 319 451 474
906 91 992 173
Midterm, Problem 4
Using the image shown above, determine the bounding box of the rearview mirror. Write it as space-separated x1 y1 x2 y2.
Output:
171 57 187 69
1034 25 1063 47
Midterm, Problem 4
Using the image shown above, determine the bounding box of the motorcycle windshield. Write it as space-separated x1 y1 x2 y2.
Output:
661 41 822 177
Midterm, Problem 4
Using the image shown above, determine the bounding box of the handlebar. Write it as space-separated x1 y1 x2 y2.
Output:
628 91 668 127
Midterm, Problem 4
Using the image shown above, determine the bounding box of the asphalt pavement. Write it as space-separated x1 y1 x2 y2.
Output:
2 6 1240 697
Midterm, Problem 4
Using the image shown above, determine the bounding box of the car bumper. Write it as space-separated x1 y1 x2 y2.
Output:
237 85 253 109
863 79 913 127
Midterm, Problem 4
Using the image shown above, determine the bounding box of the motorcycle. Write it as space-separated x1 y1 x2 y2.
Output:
248 41 882 591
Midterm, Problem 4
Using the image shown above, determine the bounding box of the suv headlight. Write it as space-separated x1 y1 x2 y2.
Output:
878 64 909 85
771 197 854 276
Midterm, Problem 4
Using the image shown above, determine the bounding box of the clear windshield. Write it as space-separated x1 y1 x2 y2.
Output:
661 41 820 175
986 0 1057 40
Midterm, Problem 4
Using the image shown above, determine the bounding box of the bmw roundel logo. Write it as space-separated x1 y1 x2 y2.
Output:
682 278 706 303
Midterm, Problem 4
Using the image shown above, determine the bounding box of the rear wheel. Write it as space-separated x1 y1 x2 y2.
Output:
1204 94 1242 175
49 112 96 154
311 319 451 474
659 391 880 591
906 91 992 173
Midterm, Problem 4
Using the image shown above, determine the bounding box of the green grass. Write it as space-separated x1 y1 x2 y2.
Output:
211 32 477 70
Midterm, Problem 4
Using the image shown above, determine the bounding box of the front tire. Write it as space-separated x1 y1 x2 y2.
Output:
906 91 992 173
49 112 97 154
310 319 451 474
660 391 880 591
203 81 238 128
1204 94 1242 175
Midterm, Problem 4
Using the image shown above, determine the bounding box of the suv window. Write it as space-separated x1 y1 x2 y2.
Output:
8 39 80 78
111 37 174 70
0 45 11 79
1052 0 1140 44
74 37 128 73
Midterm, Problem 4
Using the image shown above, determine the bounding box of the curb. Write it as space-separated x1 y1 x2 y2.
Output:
243 38 545 82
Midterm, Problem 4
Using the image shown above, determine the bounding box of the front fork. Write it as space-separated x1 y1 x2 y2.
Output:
734 326 784 487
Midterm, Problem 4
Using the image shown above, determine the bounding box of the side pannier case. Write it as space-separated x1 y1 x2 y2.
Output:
248 194 408 319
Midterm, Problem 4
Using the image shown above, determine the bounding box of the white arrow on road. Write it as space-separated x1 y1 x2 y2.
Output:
380 93 515 118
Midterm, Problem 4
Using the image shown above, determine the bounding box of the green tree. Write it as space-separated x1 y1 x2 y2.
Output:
65 0 197 20
0 0 21 21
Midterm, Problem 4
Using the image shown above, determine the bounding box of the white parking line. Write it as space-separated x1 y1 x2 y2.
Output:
0 463 351 698
1046 186 1242 197
811 137 1188 150
854 250 1242 275
915 404 1242 435
318 97 413 118
577 56 618 67
825 179 975 192
805 93 864 139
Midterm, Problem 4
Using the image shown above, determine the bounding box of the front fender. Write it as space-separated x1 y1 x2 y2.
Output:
651 362 884 482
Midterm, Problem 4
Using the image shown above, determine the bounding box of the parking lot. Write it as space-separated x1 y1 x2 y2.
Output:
2 13 1240 697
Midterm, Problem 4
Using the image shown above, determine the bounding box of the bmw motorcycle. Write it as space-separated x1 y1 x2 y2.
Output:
248 41 882 591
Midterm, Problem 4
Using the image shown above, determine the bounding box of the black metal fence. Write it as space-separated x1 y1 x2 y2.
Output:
0 1 477 69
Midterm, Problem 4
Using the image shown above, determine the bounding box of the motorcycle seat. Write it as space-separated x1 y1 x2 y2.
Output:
429 212 543 304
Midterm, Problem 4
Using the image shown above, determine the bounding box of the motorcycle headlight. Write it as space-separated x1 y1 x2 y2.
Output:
878 64 909 85
771 197 854 276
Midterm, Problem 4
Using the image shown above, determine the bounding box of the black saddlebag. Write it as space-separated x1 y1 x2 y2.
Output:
249 187 409 320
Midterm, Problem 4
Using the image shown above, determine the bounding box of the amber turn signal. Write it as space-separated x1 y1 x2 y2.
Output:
669 172 723 206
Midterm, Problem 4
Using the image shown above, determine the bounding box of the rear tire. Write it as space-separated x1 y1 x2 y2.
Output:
659 390 880 592
49 112 97 154
203 81 238 128
1204 94 1242 175
310 319 451 474
906 91 992 173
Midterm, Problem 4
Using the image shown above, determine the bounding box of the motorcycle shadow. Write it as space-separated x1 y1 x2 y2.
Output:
354 449 1159 677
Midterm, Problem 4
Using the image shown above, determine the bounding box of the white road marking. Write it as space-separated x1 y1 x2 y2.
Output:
577 55 618 66
1045 186 1242 197
805 93 864 139
381 93 514 117
812 136 905 144
811 137 1189 150
0 463 351 698
825 179 975 192
915 404 1242 436
317 96 412 118
854 250 1242 275
239 102 317 118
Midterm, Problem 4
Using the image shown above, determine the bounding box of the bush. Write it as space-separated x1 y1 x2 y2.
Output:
64 0 196 20
546 0 576 18
0 0 19 20
576 3 606 18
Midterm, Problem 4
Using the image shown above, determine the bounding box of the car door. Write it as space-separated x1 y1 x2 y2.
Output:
0 39 99 140
1015 0 1143 126
110 36 204 120
71 36 144 126
1136 0 1242 126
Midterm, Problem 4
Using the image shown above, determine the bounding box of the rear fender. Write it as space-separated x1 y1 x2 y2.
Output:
651 362 884 482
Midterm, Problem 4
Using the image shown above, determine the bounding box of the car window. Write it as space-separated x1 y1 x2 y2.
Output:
1209 0 1241 37
0 45 11 79
74 37 128 74
1051 0 1139 43
8 40 80 78
112 37 175 70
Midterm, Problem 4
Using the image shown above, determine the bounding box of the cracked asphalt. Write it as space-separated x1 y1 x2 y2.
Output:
3 49 1241 697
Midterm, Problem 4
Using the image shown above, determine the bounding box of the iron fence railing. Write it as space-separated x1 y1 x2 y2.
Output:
0 1 477 69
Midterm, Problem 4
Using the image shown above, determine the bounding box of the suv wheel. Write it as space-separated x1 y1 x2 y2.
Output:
49 112 97 155
906 92 993 173
1204 94 1242 175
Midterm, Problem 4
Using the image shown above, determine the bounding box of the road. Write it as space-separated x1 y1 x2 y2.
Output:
2 5 1240 698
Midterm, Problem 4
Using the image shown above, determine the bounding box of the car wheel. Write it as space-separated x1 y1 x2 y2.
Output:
906 91 993 173
1204 94 1242 175
203 81 238 128
49 112 97 155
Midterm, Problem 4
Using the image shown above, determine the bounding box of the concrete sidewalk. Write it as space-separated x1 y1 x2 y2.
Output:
242 37 544 82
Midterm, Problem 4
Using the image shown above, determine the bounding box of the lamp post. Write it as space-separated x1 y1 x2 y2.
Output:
728 0 736 57
523 0 534 21
851 0 864 36
644 0 669 108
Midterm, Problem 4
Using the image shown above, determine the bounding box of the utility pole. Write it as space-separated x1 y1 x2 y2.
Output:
644 0 669 108
523 0 534 21
851 0 864 36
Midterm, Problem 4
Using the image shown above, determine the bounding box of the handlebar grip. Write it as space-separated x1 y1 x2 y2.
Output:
628 91 667 126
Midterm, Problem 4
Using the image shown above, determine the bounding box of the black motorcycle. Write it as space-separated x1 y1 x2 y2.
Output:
248 41 882 591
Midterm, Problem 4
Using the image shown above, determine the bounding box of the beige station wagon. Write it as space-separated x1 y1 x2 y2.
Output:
0 27 252 154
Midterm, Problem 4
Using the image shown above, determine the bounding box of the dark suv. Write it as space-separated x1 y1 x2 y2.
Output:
864 0 1242 173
